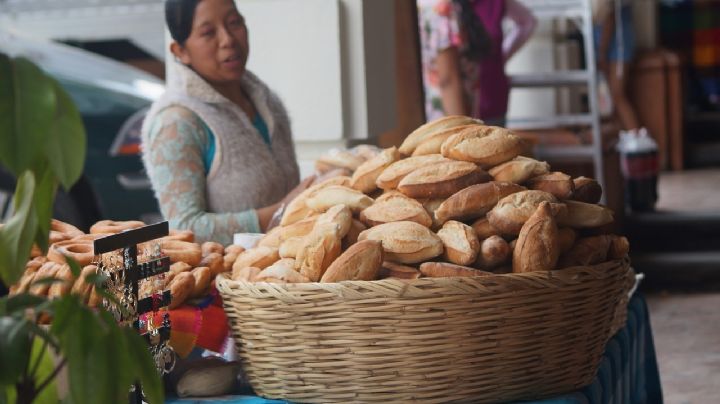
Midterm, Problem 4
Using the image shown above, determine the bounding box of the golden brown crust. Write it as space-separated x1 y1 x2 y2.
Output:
376 154 451 190
419 262 493 278
357 221 444 264
476 235 511 269
280 176 352 225
440 125 524 167
304 186 374 213
89 220 145 234
48 264 75 299
399 115 482 155
379 261 421 280
162 240 203 266
201 241 225 257
487 190 563 235
608 235 630 259
411 124 479 156
232 266 261 282
513 202 560 273
315 204 353 238
257 226 283 248
191 266 212 297
526 172 575 200
572 177 603 204
398 161 491 199
359 193 432 228
488 156 550 184
557 227 578 254
255 260 310 284
435 181 526 223
342 219 367 250
279 215 319 241
470 217 503 239
320 240 384 282
231 246 280 277
557 235 612 268
169 272 195 309
51 219 84 239
437 220 480 266
279 236 304 259
296 223 342 282
556 200 614 228
199 252 225 276
350 147 402 194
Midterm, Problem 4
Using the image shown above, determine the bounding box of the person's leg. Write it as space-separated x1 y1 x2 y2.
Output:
606 61 640 131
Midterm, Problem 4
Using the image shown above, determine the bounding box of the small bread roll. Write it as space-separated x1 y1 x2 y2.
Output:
30 262 60 296
232 266 262 282
437 221 480 266
488 156 550 184
320 240 384 282
558 235 613 267
255 264 310 284
470 217 503 240
420 198 446 229
526 172 575 200
376 154 450 190
440 125 524 168
225 244 245 256
315 150 365 173
201 241 225 257
257 226 283 248
609 235 630 259
419 262 493 278
296 223 342 282
231 246 280 277
48 264 75 299
342 219 367 249
572 177 603 204
281 176 351 225
379 261 421 280
280 215 319 241
279 236 304 259
350 146 402 194
475 235 511 269
411 124 479 156
199 252 225 276
557 200 614 228
513 202 559 273
315 204 352 238
305 186 374 213
191 267 212 297
360 193 432 228
399 115 482 155
71 265 98 303
169 272 195 309
435 181 525 223
398 161 491 199
557 227 577 254
487 190 565 235
358 221 444 264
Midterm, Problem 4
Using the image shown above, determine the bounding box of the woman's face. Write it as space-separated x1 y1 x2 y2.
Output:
172 0 249 84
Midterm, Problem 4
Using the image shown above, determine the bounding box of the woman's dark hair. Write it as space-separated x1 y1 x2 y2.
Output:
453 0 492 61
165 0 200 45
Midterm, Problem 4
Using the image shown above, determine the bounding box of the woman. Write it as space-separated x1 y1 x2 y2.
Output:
417 0 536 125
141 0 309 244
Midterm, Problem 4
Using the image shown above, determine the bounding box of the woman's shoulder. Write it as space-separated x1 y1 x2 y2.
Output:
146 105 210 142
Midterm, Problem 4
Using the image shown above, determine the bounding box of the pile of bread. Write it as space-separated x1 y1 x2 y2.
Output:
9 220 245 310
230 116 629 284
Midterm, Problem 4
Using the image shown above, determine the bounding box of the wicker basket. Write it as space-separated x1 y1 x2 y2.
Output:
217 258 633 404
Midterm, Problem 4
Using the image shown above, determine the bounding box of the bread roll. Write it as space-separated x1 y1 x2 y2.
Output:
440 125 524 167
513 201 559 273
420 198 446 229
201 241 225 257
526 172 575 200
71 265 98 303
350 146 402 194
399 115 482 155
379 261 421 280
232 266 261 282
376 154 450 190
412 124 479 156
296 223 342 282
352 144 382 161
231 246 280 277
169 272 195 309
471 217 503 239
487 190 564 235
572 177 603 204
358 221 444 264
435 181 525 223
437 220 480 266
281 176 351 225
279 215 319 241
343 219 367 249
257 226 283 248
315 204 353 238
557 235 612 267
419 262 493 278
398 161 491 199
48 264 75 299
30 262 60 296
476 235 511 269
199 252 225 276
305 185 374 213
359 193 432 228
315 150 365 173
609 235 630 259
191 267 212 297
279 236 304 259
557 200 614 228
320 240 384 282
255 262 310 284
557 227 577 254
488 156 550 184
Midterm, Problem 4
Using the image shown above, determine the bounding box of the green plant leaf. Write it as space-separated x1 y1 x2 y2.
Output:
45 80 86 190
0 316 31 385
29 336 60 404
32 166 57 254
65 258 82 279
4 294 46 315
0 171 38 285
122 327 164 404
0 56 56 176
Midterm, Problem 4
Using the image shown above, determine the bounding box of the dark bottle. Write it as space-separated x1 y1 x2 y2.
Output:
617 128 659 212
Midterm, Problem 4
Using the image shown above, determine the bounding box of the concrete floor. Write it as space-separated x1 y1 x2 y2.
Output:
646 293 720 403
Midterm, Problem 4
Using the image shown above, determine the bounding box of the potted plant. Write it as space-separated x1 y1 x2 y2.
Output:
0 54 163 404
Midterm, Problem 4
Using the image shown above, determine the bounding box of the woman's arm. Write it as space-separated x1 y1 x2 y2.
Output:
143 107 266 244
502 0 538 63
597 4 616 73
435 46 470 116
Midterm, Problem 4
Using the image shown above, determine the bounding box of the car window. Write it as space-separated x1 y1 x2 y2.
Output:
58 78 151 116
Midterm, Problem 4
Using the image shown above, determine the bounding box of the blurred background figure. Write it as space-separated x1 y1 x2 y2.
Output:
417 0 536 126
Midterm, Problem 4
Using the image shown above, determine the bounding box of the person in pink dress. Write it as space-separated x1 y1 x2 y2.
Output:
417 0 537 126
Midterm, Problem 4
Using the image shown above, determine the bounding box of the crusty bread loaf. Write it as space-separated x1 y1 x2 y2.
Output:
572 176 603 204
557 200 614 228
169 272 195 309
557 235 612 268
419 262 493 278
255 260 310 284
315 150 366 173
281 176 351 225
191 266 212 297
399 115 482 155
342 219 367 249
279 236 304 259
475 235 511 269
608 235 630 259
487 190 564 235
412 124 479 156
231 246 280 277
199 252 225 276
513 201 559 273
359 193 432 228
279 215 319 241
350 146 402 194
305 185 374 213
358 221 444 264
379 261 421 280
315 204 353 238
440 125 524 168
320 240 384 282
437 220 480 266
526 172 575 200
435 181 525 223
398 161 491 199
557 227 578 254
471 217 503 239
376 154 450 190
47 264 74 299
257 225 283 248
232 266 261 282
488 156 550 184
296 223 342 282
420 198 446 229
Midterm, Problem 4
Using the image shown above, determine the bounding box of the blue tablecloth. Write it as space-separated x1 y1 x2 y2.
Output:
167 294 663 404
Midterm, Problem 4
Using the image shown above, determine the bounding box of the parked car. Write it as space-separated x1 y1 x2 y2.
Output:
0 28 164 231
